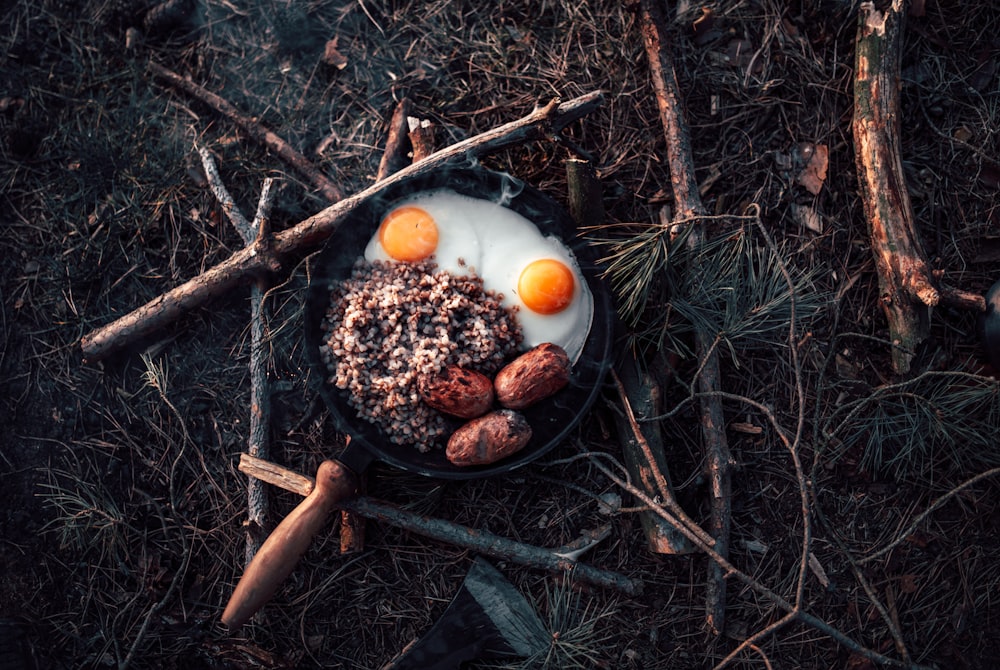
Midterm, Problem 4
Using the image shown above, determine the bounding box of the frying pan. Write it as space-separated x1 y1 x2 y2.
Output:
221 166 613 629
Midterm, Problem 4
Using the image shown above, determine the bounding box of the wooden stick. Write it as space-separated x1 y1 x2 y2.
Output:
375 98 413 182
565 158 604 229
407 117 436 163
245 180 275 568
80 91 604 363
852 1 983 373
612 364 696 554
852 2 933 374
149 61 342 202
638 0 732 635
237 454 643 595
198 147 276 571
565 157 692 554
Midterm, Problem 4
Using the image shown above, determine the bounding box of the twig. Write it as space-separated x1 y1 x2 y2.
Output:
245 180 275 567
119 504 193 670
580 448 929 670
637 0 732 635
150 61 342 202
198 145 252 239
611 367 701 553
859 466 1000 565
80 91 604 363
197 148 276 570
236 453 642 595
567 156 691 554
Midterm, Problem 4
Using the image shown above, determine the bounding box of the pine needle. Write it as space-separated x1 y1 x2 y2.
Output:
592 221 824 362
824 371 1000 482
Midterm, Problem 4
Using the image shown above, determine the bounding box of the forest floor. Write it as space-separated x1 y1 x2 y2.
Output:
2 1 1000 668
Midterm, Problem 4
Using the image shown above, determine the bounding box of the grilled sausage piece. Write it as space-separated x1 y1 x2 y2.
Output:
418 366 494 419
494 343 571 410
446 410 532 466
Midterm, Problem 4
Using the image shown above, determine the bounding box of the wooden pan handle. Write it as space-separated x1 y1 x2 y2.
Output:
221 459 360 629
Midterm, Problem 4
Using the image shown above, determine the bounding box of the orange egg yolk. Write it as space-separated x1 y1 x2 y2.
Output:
518 258 576 314
378 206 439 262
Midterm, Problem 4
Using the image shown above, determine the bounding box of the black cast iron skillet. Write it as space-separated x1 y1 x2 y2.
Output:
222 167 613 629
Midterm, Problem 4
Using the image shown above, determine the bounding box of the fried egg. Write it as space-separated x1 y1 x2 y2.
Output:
364 189 594 362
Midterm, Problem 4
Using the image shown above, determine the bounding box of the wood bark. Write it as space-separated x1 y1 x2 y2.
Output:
638 0 732 635
852 0 985 373
237 454 643 595
375 97 413 182
80 91 604 363
853 1 934 374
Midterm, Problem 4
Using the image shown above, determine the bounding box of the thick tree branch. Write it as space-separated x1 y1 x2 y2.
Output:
80 91 604 363
852 1 984 374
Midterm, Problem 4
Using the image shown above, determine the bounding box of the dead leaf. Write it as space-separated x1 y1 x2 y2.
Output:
692 8 719 45
0 97 25 114
791 202 823 234
954 126 973 143
794 142 829 195
323 37 348 69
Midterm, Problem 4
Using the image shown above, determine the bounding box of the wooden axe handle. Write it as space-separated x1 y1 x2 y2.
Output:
221 459 360 629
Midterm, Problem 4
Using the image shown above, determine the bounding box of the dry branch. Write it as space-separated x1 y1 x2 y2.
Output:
237 454 642 595
582 449 930 670
149 61 343 202
637 0 732 635
79 91 604 362
245 182 275 568
612 365 696 554
407 117 436 163
566 156 691 554
198 147 275 570
852 1 984 374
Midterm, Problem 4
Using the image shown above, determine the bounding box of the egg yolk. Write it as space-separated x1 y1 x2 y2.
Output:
379 206 439 262
517 258 576 314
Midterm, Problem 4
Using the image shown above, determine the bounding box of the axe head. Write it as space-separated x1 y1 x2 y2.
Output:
382 558 548 670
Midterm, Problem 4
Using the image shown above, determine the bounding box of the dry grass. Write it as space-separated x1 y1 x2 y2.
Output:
2 0 1000 668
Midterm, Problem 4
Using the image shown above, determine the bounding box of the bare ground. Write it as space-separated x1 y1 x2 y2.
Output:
2 0 1000 668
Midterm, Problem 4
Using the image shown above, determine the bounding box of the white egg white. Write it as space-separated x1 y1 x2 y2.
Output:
364 191 482 277
365 189 595 363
